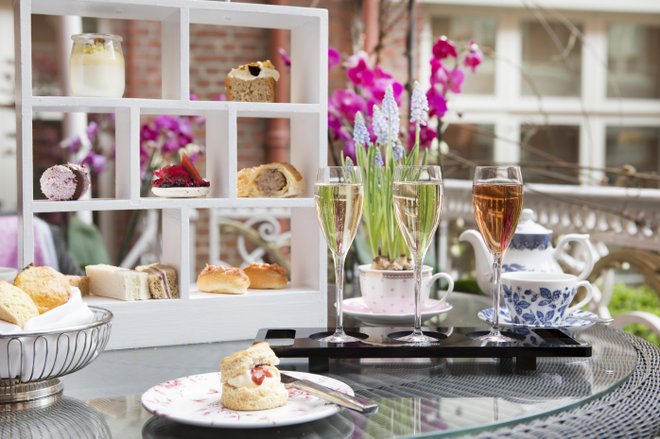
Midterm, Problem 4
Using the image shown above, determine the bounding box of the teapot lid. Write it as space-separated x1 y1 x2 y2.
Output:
516 209 551 235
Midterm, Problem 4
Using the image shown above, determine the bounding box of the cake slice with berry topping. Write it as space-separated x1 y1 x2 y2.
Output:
151 153 210 198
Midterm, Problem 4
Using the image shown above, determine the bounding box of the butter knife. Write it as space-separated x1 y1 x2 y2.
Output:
280 372 378 414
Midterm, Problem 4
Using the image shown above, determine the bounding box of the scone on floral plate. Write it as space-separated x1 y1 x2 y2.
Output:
151 153 210 198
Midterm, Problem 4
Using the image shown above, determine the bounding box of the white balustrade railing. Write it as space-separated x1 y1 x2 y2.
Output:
444 179 660 251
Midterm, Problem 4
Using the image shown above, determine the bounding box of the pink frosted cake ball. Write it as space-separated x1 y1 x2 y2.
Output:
40 163 90 201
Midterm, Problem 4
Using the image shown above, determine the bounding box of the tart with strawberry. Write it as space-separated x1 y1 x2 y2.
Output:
151 154 210 198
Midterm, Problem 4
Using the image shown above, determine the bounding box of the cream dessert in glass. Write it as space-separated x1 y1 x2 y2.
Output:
70 33 125 97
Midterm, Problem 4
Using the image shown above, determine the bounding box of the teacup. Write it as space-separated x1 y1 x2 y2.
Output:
501 272 593 326
358 264 454 314
0 267 17 283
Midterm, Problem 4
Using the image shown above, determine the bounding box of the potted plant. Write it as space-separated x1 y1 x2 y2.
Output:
330 38 483 313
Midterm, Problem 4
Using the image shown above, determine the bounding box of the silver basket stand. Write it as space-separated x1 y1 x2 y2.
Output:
0 307 112 406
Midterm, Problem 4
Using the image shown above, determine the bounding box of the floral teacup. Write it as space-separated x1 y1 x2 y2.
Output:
501 272 593 326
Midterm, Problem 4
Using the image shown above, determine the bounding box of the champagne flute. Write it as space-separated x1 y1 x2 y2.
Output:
392 165 444 343
472 166 524 343
314 166 364 343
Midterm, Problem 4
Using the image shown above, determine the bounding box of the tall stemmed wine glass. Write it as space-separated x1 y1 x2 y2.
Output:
472 166 524 342
314 166 364 343
392 165 444 344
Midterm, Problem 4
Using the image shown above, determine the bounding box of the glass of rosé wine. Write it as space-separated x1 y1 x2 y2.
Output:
472 166 523 343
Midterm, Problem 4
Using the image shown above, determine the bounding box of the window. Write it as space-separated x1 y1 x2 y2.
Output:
606 127 660 188
607 24 660 99
424 5 660 185
443 124 495 179
521 21 583 97
520 125 580 184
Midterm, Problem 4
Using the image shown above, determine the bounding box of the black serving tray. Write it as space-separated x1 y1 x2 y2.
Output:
254 326 592 373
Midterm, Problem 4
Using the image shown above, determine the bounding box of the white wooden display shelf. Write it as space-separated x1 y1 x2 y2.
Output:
84 287 324 349
31 197 315 213
32 96 321 117
15 0 329 348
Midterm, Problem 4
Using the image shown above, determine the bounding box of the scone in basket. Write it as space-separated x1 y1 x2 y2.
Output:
0 306 112 404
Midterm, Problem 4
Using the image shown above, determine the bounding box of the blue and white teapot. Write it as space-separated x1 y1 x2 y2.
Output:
460 208 595 295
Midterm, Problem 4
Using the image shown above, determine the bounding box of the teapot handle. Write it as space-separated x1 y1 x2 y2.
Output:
424 273 455 305
554 234 595 280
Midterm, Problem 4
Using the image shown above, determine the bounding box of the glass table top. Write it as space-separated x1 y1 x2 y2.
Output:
0 326 638 438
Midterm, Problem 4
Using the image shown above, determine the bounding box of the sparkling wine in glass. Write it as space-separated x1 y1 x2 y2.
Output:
393 165 444 343
314 166 364 343
472 166 523 343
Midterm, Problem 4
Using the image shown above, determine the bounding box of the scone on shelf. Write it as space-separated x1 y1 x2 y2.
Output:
0 281 39 328
197 265 249 295
86 264 150 301
135 263 179 299
14 265 71 314
243 263 288 289
225 60 279 102
237 162 303 198
220 342 288 411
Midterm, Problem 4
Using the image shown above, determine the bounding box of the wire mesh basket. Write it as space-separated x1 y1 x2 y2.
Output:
0 307 113 404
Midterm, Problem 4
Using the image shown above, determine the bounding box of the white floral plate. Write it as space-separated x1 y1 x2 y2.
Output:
478 307 597 330
151 186 210 198
343 297 452 326
141 371 353 428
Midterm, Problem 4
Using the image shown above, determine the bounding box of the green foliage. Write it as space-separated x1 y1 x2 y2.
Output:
353 142 422 262
610 283 660 346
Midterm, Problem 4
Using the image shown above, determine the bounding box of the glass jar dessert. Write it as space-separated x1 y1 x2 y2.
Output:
69 33 125 98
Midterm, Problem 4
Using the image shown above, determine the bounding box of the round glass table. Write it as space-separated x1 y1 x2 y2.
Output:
1 326 658 438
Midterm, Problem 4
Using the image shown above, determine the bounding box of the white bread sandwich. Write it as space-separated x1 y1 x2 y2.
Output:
86 264 150 301
220 342 288 411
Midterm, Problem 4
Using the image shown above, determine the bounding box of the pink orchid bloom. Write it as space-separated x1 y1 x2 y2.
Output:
464 40 483 72
426 86 448 118
329 88 367 124
278 48 291 67
347 58 375 87
328 48 341 70
408 123 437 150
432 36 458 60
447 67 464 94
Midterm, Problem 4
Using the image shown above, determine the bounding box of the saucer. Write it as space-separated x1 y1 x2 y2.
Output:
343 297 452 326
151 186 210 198
477 307 597 329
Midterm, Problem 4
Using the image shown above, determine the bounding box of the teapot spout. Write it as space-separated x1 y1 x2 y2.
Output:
459 230 493 295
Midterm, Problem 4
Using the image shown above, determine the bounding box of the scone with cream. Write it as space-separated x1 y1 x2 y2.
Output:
14 265 71 314
225 60 279 102
220 342 288 411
